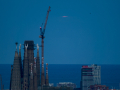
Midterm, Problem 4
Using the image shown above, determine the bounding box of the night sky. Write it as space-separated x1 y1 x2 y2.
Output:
0 0 120 64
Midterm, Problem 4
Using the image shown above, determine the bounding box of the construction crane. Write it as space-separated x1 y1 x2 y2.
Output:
39 6 51 86
39 6 51 39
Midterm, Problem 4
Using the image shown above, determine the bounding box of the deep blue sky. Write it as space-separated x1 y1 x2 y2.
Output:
0 0 120 64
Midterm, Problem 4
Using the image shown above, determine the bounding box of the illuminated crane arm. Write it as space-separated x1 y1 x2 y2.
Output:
43 6 51 33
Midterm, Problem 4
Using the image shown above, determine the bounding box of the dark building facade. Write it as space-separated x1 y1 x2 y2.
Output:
10 40 75 90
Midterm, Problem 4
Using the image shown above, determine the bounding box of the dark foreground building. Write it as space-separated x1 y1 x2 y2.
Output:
10 46 22 90
10 41 41 90
10 41 73 90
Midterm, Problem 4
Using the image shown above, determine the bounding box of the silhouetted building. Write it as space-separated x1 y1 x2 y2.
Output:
10 41 41 90
10 40 77 90
10 44 22 90
23 41 29 90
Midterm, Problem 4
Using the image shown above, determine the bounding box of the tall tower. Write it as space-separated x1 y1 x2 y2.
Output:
81 64 101 90
81 66 93 90
24 41 34 76
19 44 22 79
36 44 40 86
33 57 37 90
23 41 35 90
11 43 21 90
23 44 29 90
41 38 45 86
45 63 49 86
29 63 33 90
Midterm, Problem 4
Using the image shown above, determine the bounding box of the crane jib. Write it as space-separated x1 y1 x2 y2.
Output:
40 6 51 36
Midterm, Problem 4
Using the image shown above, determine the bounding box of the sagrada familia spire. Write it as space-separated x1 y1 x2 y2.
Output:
10 41 49 90
10 42 22 90
36 44 40 86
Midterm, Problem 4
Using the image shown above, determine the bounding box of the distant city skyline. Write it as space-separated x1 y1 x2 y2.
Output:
0 0 120 64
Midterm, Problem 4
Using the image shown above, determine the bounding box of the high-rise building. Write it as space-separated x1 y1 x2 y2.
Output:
81 64 101 90
81 66 94 90
89 64 101 85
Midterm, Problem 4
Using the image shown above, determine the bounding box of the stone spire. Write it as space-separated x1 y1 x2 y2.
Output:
45 63 49 86
19 44 22 79
15 42 18 51
36 44 40 86
34 57 37 90
10 42 21 90
23 44 29 90
29 63 33 90
23 41 35 90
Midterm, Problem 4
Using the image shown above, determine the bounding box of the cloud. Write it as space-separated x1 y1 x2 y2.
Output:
62 16 68 17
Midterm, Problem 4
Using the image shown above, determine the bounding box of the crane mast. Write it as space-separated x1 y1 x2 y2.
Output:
39 6 51 86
